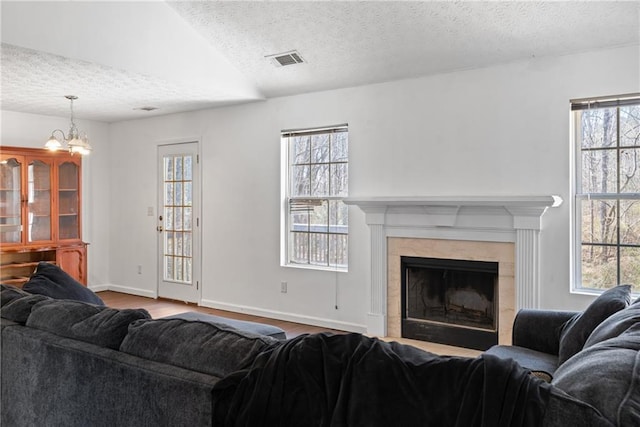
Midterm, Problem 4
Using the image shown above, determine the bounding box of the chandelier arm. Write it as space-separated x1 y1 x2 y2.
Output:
50 129 67 141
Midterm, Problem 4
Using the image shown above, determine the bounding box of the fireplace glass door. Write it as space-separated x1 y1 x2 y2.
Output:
401 256 498 350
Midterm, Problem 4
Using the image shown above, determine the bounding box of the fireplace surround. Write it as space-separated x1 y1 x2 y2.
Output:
390 237 513 347
344 196 562 345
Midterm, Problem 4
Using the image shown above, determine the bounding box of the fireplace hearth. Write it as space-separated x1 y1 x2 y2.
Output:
401 256 498 350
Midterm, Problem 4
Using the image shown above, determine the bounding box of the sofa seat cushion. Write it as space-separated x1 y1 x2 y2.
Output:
121 318 280 378
552 323 640 426
558 284 631 364
25 299 151 349
484 344 558 378
163 311 287 340
23 262 104 306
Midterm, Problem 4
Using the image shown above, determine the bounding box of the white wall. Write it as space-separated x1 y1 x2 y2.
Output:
4 44 639 331
0 110 111 287
107 45 640 329
107 101 370 330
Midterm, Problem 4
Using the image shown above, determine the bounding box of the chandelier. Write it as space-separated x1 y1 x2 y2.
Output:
45 95 92 155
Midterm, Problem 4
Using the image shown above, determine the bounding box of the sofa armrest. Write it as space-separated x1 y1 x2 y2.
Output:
512 309 578 355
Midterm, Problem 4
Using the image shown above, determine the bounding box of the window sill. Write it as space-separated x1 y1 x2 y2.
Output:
282 263 348 273
571 286 639 300
570 287 605 297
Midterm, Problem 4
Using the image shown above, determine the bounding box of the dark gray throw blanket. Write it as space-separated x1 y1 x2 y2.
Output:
212 333 551 427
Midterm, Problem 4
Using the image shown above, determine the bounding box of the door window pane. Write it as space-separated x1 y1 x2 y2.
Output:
163 154 193 283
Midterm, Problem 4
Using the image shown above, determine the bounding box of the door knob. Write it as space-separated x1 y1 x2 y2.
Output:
156 225 163 232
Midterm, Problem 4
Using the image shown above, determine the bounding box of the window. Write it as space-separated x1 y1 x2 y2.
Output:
282 125 348 270
573 95 640 293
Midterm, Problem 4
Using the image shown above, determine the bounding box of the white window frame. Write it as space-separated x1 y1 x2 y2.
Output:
281 124 349 271
572 94 640 294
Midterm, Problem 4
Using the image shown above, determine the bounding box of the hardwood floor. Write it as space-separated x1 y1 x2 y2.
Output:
98 291 342 339
98 291 480 357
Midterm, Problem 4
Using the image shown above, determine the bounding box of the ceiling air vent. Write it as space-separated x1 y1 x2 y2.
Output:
133 106 159 112
266 50 305 67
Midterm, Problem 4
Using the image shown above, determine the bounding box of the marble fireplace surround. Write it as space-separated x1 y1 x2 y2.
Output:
388 237 514 345
344 196 562 341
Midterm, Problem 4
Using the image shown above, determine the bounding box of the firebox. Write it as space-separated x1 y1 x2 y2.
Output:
401 256 498 351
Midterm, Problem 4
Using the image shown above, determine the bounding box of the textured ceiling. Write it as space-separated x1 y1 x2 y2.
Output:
1 1 639 123
1 43 248 123
169 1 640 98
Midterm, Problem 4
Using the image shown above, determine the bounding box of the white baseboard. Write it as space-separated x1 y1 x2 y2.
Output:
88 284 110 293
200 298 367 334
92 287 364 333
95 284 157 299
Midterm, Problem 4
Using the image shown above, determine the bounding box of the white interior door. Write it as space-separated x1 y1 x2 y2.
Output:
157 142 200 303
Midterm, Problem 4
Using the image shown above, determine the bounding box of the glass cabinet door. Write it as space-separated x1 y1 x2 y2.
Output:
58 160 80 240
27 158 52 242
0 156 24 244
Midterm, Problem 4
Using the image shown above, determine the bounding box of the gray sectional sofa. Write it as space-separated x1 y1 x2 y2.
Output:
486 284 640 427
1 281 638 426
0 287 279 426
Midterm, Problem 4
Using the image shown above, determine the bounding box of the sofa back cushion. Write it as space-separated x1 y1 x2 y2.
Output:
584 300 640 349
25 299 151 349
1 294 51 324
552 323 640 426
23 261 104 305
557 284 631 364
0 284 31 307
120 319 279 378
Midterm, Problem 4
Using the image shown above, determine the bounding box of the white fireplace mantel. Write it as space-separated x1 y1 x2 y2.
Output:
345 195 562 227
344 195 563 337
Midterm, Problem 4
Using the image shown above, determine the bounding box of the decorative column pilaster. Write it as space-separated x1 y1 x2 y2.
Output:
368 222 387 336
515 228 540 309
508 208 549 310
354 206 388 337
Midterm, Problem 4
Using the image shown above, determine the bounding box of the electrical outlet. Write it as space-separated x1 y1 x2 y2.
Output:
137 265 142 275
280 281 287 293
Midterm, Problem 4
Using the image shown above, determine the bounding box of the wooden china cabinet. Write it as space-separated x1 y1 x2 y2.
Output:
0 146 87 287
